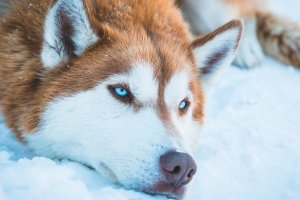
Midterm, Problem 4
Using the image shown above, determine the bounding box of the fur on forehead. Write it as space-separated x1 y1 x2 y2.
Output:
20 0 203 134
83 0 191 40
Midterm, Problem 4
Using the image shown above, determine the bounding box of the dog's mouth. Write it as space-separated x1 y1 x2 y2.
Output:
144 182 186 200
75 159 190 199
95 165 186 199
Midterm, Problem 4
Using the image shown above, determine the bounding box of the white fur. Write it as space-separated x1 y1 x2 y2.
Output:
234 17 265 68
101 61 158 103
164 70 201 152
41 0 98 69
193 27 242 93
24 62 201 190
128 62 158 103
164 71 191 109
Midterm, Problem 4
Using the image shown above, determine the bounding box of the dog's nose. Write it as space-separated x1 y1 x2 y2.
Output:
160 151 197 187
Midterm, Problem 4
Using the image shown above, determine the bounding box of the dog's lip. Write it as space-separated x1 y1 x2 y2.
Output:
144 182 186 199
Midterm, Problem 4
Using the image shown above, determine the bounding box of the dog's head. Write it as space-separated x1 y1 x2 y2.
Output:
23 0 242 199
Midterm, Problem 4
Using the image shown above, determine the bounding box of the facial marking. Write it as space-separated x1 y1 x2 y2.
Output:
164 70 192 109
129 62 158 103
107 61 158 105
159 70 195 152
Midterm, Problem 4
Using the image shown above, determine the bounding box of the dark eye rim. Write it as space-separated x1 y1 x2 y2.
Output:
107 84 134 104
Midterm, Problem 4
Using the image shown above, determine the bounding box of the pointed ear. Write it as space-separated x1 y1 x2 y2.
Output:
192 20 243 91
41 0 99 69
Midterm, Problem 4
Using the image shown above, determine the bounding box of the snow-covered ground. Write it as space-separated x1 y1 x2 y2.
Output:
189 60 300 200
1 58 299 200
1 1 300 200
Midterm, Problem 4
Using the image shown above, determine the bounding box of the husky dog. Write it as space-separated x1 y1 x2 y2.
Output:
0 0 243 199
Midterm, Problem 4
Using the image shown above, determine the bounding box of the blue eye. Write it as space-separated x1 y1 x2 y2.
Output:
114 87 129 97
179 99 189 110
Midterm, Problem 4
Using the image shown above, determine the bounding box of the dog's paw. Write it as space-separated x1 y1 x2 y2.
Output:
234 33 265 69
234 18 265 69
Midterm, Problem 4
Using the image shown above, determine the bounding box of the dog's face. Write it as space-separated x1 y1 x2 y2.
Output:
23 0 242 199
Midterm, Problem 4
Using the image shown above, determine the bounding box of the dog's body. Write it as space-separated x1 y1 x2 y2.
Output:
0 0 242 199
179 0 300 69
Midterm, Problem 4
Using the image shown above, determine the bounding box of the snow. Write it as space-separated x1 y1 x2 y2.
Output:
1 1 300 200
188 60 300 200
1 58 299 200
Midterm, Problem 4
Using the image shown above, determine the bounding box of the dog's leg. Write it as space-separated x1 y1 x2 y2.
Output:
234 16 265 69
257 12 300 69
178 0 239 34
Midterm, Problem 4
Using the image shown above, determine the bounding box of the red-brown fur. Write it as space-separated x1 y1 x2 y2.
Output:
257 12 300 68
0 0 206 140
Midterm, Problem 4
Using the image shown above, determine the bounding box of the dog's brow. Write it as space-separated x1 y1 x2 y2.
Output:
127 61 158 103
164 70 191 107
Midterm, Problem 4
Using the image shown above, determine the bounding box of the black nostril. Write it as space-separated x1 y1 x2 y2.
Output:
160 151 197 187
188 169 196 178
172 166 181 174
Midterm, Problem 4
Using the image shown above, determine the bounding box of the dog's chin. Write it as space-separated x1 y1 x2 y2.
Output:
144 182 186 200
92 163 186 199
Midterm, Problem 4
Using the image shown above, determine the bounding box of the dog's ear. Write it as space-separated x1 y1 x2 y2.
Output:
41 0 99 69
192 20 243 92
